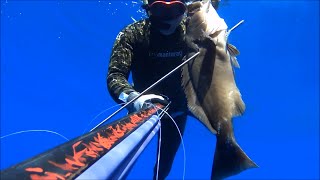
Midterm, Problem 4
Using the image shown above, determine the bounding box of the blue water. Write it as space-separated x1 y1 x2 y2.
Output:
1 0 319 179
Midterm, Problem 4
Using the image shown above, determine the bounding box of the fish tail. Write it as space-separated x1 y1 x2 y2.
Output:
211 131 258 179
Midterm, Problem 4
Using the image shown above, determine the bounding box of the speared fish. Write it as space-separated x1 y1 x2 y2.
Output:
182 0 258 179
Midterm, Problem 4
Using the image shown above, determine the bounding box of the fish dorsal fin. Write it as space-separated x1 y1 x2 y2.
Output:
227 43 240 68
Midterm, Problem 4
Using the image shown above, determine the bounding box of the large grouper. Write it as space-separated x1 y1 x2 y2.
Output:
181 0 258 179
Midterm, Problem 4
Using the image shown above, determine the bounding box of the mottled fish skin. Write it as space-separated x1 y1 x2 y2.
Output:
182 0 258 179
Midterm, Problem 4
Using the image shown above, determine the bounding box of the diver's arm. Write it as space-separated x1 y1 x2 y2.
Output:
107 23 168 111
107 26 136 104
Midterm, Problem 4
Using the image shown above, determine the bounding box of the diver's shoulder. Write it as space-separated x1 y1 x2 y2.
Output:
120 18 149 40
123 19 149 32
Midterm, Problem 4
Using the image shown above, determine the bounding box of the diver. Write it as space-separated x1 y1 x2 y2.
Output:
107 0 220 179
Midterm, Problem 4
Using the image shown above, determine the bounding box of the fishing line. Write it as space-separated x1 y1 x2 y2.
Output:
1 103 125 145
156 119 162 180
0 130 69 141
154 103 170 180
82 103 126 134
157 107 186 180
148 103 186 180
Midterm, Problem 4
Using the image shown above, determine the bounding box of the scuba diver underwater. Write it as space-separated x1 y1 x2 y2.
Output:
107 0 258 179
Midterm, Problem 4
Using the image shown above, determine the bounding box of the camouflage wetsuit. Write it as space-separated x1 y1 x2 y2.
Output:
107 18 188 179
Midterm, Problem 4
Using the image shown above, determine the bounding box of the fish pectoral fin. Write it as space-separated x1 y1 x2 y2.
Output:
227 43 241 68
227 43 240 56
231 56 240 68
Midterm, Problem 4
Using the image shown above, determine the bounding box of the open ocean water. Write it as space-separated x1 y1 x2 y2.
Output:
1 0 319 179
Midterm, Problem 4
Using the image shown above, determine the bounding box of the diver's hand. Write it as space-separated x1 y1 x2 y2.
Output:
126 91 168 113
